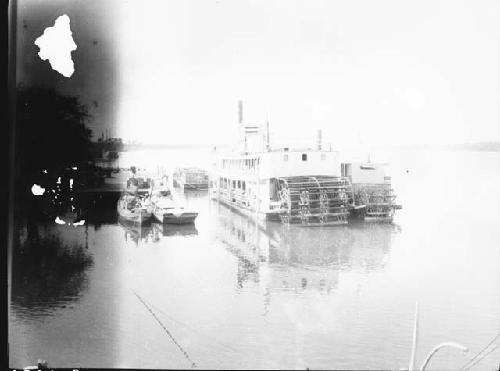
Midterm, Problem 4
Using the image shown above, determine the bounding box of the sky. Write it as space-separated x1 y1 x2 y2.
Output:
17 0 500 147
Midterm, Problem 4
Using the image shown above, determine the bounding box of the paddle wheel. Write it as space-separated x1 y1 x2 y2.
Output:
275 176 354 225
352 183 400 221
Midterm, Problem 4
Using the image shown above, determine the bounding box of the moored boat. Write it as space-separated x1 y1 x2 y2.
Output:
151 189 198 224
117 193 152 224
209 101 354 226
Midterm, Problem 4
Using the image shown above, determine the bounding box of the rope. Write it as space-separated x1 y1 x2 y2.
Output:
461 341 500 371
459 333 500 371
132 289 197 368
142 295 244 355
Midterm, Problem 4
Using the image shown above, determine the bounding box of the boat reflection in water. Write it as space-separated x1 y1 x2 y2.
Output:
119 220 159 245
211 200 400 292
153 223 198 237
119 220 199 245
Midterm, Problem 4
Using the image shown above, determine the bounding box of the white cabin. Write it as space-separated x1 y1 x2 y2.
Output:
210 101 352 224
341 162 391 185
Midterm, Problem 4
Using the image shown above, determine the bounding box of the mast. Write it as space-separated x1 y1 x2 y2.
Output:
238 100 243 124
265 116 270 151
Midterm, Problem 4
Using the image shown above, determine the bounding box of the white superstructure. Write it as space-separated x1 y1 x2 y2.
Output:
209 102 354 225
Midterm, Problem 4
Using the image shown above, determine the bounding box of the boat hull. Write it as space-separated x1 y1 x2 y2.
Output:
215 196 348 226
117 197 152 224
364 215 393 223
117 209 152 224
153 210 198 224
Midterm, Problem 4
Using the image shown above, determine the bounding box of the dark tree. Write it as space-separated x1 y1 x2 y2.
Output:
15 85 93 200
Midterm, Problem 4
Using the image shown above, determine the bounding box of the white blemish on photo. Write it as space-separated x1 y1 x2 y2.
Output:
34 14 77 77
31 184 45 196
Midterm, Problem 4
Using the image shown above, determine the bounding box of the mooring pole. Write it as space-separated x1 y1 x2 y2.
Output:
409 302 419 371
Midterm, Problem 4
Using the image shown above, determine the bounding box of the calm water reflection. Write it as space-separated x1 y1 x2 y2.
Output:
118 220 199 246
9 149 500 370
11 229 93 320
213 201 399 292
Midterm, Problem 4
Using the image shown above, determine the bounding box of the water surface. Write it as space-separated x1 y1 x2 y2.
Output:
9 149 500 370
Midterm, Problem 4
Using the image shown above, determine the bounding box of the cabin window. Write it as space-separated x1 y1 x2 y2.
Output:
302 153 308 161
232 180 236 188
237 180 241 189
283 154 288 161
242 181 246 191
321 153 326 161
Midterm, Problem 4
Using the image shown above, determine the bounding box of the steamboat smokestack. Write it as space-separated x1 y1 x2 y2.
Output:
317 129 323 150
266 118 270 151
238 100 243 124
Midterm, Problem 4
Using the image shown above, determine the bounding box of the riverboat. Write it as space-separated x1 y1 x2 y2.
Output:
209 102 354 225
341 161 402 222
